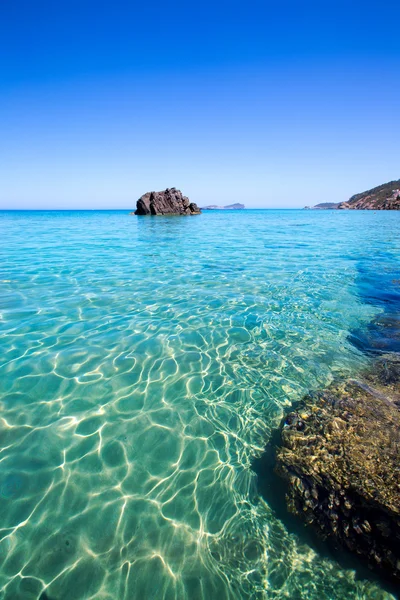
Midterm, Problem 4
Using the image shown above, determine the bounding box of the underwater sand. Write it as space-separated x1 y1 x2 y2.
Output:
0 208 399 599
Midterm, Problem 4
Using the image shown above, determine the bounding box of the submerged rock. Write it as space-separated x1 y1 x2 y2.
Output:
349 314 400 355
133 188 201 216
275 355 400 582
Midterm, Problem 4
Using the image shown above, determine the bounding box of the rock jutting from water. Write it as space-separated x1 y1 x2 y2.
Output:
133 188 201 215
275 353 400 582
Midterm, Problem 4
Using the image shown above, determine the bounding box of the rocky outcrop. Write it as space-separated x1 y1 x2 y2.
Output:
308 180 400 209
133 188 201 215
338 180 400 210
275 355 400 582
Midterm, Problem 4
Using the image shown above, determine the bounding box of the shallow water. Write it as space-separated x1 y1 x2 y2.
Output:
0 209 399 599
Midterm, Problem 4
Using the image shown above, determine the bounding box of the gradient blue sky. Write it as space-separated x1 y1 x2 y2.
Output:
1 0 399 209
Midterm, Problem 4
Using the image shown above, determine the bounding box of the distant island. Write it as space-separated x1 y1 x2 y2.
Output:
310 202 341 209
201 203 245 210
306 179 400 210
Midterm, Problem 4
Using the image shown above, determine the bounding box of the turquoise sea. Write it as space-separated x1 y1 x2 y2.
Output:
0 209 399 600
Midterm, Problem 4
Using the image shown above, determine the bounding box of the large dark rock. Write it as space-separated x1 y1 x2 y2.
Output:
275 355 400 582
133 188 201 216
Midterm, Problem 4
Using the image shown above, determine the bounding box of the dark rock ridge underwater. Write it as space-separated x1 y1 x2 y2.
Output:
133 188 201 215
256 258 400 587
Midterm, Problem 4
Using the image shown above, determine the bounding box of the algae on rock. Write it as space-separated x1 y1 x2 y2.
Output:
275 354 400 582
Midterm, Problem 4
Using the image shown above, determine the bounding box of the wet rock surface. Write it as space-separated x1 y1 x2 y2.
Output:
275 354 400 582
133 188 201 216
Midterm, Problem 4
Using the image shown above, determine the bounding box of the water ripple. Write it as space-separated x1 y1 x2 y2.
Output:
0 209 398 599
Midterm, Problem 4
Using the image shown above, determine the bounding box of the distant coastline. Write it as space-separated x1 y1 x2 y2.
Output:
305 178 400 210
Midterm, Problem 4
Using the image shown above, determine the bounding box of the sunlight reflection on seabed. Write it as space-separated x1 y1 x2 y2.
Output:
0 209 396 599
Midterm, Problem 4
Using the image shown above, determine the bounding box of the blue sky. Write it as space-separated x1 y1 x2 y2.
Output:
0 0 399 209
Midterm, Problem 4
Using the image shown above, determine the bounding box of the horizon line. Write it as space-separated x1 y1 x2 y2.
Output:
0 207 311 211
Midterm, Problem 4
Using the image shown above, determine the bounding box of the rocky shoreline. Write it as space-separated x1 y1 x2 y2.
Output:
307 178 400 210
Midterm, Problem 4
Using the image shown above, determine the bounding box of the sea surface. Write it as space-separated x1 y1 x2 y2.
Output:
0 209 399 600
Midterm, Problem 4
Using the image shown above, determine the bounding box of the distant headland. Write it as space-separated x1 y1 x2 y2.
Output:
200 203 245 210
305 179 400 210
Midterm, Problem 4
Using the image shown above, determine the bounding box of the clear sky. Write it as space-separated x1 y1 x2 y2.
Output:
1 0 399 209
